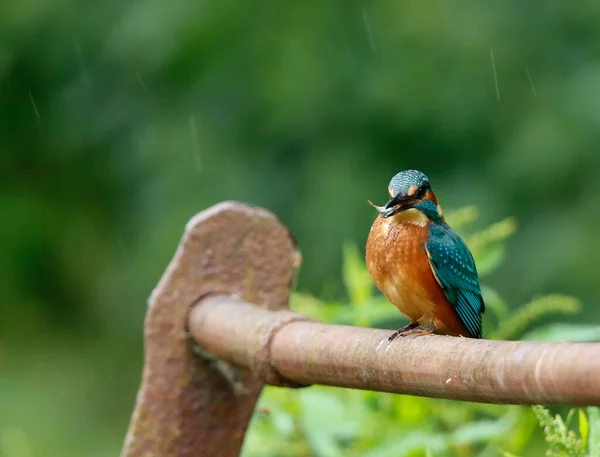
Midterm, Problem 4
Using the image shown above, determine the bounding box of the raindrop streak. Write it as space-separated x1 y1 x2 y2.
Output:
526 67 538 98
117 234 130 260
362 8 378 54
189 114 202 173
73 36 90 85
490 47 500 100
29 92 40 118
136 73 148 93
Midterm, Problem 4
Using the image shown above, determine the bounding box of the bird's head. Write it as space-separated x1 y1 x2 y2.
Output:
369 170 444 223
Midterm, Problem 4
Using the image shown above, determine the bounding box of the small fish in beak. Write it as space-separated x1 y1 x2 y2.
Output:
368 196 416 218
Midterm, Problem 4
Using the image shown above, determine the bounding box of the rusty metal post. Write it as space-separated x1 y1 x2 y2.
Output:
121 202 302 457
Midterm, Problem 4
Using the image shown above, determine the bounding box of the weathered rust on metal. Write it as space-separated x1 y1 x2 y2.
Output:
190 298 600 406
121 202 301 457
189 295 313 387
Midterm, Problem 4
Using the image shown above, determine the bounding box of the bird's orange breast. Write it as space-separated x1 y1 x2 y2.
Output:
365 214 470 336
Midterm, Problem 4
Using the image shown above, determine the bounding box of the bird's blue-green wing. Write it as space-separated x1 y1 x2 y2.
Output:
425 225 485 338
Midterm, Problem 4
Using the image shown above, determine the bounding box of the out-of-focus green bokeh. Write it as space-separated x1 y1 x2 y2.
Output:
3 1 600 456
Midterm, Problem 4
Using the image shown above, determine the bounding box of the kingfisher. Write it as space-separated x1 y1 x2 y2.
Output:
366 170 484 341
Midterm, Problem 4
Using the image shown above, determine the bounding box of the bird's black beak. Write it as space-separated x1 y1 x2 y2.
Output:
382 195 416 218
368 195 417 218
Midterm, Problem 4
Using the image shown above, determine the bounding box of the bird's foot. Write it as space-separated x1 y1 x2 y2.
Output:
387 322 419 343
387 323 436 342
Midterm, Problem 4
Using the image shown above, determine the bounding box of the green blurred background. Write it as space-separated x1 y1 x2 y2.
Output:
3 1 600 455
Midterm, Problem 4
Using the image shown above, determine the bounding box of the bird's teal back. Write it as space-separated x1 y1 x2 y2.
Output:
425 223 484 338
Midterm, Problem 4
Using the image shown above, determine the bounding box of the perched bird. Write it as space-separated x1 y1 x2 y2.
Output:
366 170 484 341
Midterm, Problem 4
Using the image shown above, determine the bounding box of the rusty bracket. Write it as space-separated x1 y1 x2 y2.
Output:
121 202 302 457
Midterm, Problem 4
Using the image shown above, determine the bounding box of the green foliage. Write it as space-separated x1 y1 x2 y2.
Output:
490 295 581 341
522 406 600 457
243 208 596 457
522 324 600 343
588 408 600 457
462 215 517 278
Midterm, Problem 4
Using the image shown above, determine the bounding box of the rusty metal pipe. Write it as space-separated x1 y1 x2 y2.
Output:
190 295 600 406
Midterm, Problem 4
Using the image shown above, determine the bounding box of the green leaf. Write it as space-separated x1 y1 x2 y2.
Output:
473 244 506 277
502 408 539 455
451 412 517 446
362 432 448 457
274 413 295 438
579 409 589 450
466 217 518 256
565 409 576 429
498 451 521 457
298 388 367 457
481 285 510 321
342 242 373 307
490 295 581 340
466 218 517 277
446 205 479 230
334 297 402 326
588 407 600 457
521 323 600 342
291 292 344 323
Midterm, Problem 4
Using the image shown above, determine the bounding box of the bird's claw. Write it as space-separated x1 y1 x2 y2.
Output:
388 323 436 343
376 323 436 353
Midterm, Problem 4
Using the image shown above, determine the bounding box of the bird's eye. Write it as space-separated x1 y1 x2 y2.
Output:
417 182 430 197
